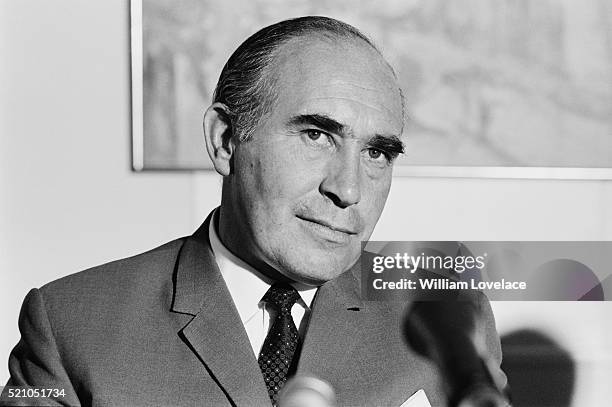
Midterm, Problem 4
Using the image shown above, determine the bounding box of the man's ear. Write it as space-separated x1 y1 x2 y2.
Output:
203 102 235 176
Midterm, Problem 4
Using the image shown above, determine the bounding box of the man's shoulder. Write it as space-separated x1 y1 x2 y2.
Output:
38 237 189 308
9 237 200 383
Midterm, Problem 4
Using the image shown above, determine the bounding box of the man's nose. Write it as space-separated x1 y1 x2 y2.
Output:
319 149 361 208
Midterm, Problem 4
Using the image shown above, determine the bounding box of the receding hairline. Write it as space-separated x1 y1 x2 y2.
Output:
260 34 405 123
277 32 392 67
212 17 406 140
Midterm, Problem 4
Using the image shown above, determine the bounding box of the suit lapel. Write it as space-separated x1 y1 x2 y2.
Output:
296 265 365 384
297 267 419 406
171 214 271 407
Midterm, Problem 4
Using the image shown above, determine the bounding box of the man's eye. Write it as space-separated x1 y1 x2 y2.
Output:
307 130 323 140
366 148 390 163
368 149 383 159
303 130 332 147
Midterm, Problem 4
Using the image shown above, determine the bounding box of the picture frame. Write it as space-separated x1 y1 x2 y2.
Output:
130 0 612 178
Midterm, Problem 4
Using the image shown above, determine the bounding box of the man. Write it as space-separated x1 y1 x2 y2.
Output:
2 16 504 406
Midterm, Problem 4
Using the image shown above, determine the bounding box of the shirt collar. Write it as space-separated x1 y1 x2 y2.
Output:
208 210 317 323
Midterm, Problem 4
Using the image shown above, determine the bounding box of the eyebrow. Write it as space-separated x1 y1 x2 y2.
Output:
286 113 405 158
286 114 346 135
366 135 405 159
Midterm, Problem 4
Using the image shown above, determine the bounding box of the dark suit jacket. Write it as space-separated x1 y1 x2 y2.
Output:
2 214 505 406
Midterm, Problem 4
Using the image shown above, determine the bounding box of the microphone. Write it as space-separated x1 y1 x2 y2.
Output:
403 291 509 407
278 376 337 407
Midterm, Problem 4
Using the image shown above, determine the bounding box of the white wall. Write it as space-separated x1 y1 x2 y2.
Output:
2 0 611 405
0 0 217 380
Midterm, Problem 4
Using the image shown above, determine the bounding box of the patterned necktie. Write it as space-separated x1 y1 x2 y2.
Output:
258 283 301 406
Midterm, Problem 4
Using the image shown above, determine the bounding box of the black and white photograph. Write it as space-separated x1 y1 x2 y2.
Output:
1 1 612 406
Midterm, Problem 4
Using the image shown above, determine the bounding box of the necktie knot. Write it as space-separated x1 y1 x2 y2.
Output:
262 283 300 314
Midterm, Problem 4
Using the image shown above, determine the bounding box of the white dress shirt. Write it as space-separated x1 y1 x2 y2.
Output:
208 212 318 357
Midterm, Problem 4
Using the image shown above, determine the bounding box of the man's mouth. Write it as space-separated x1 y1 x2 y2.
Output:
296 215 359 243
296 215 358 234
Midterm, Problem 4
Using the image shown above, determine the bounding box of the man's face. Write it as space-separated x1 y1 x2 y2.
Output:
223 37 404 285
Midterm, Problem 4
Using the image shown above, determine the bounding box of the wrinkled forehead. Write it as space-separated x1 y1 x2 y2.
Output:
270 37 404 135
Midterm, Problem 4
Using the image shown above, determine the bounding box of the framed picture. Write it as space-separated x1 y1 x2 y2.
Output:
131 0 612 178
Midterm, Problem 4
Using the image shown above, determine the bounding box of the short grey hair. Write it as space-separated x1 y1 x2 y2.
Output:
212 16 389 142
